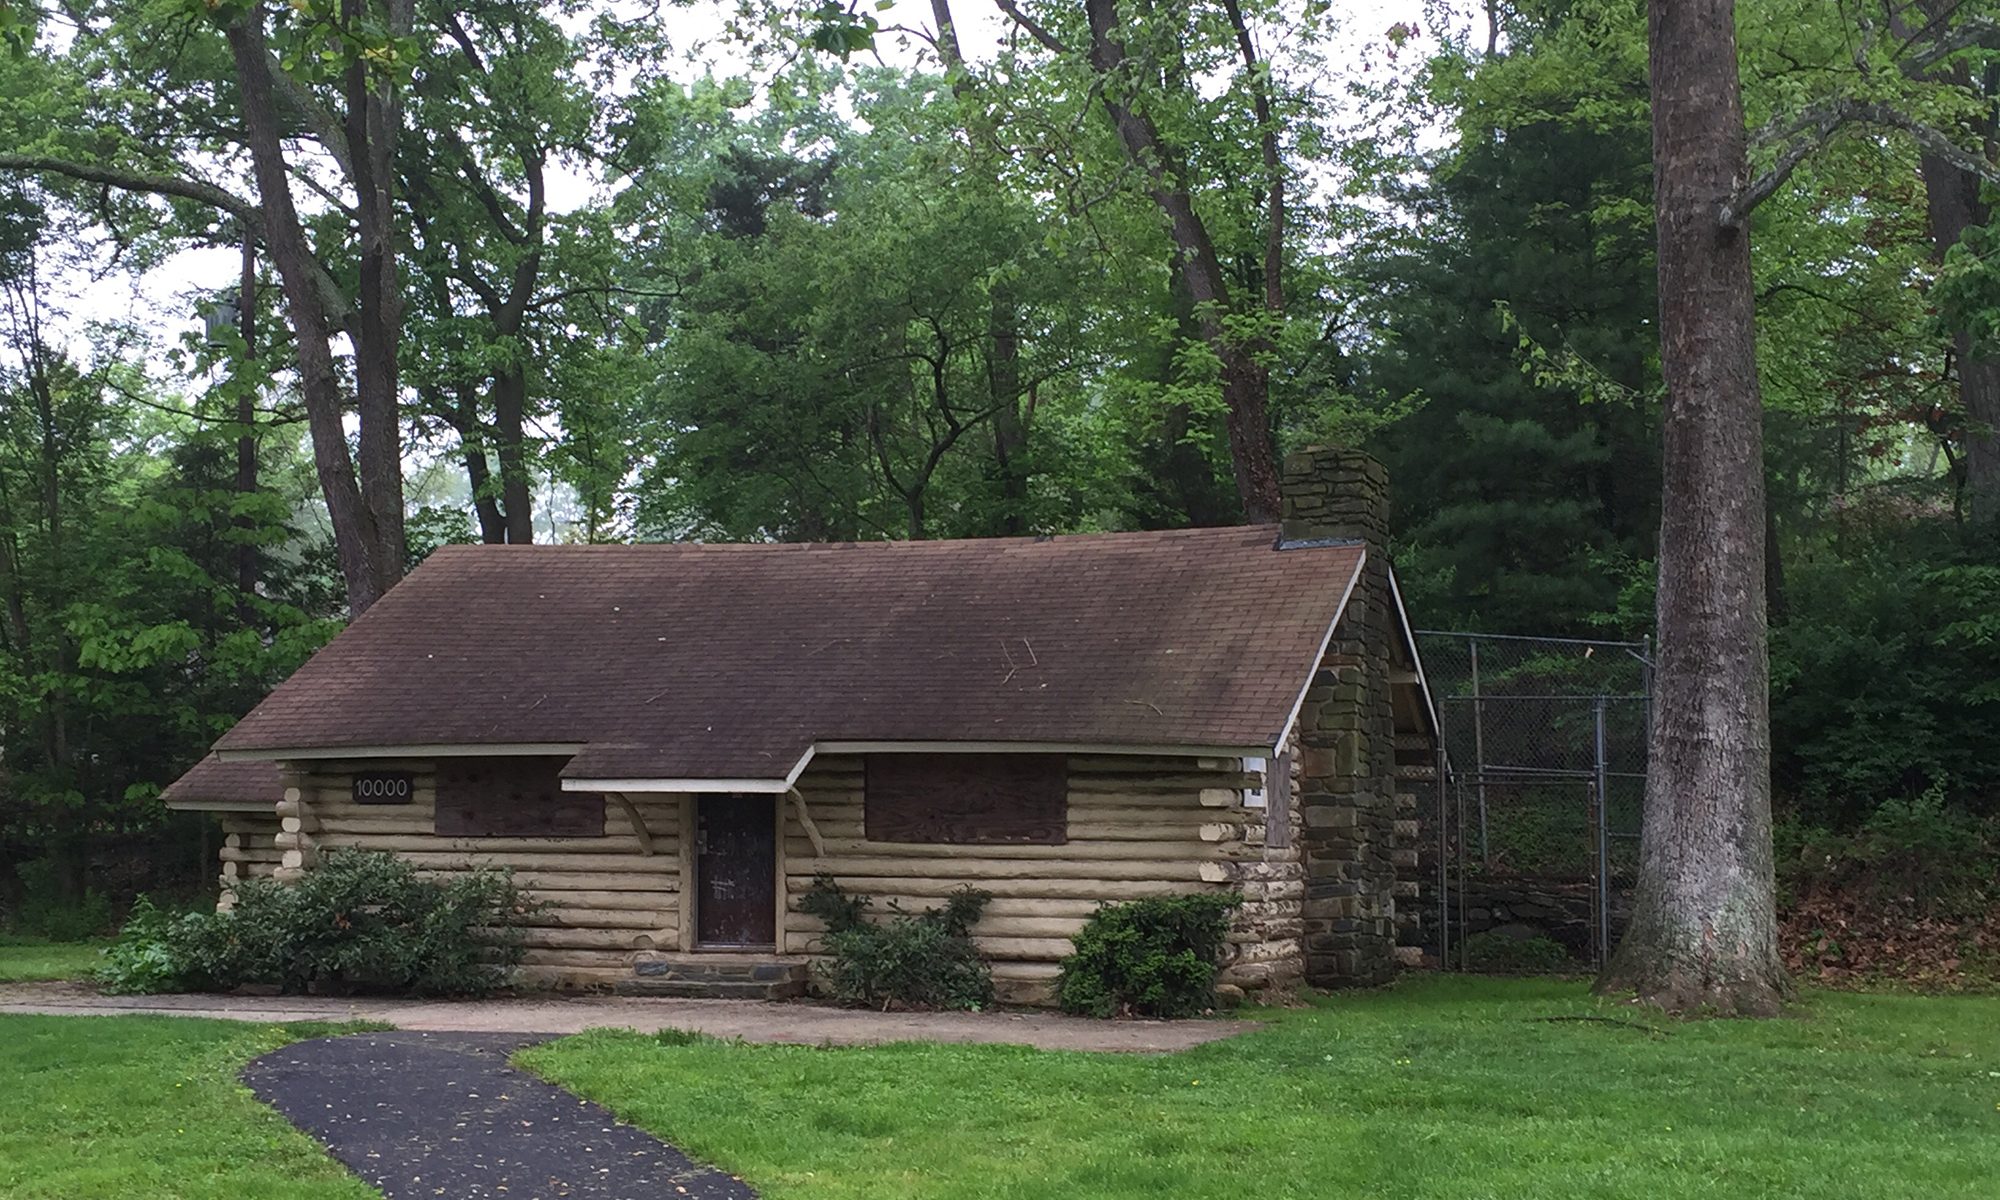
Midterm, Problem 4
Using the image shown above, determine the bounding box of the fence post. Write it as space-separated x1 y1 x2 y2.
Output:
1469 636 1490 867
1436 739 1449 970
1592 695 1612 966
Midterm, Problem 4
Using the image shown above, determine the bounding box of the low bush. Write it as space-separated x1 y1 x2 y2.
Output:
798 874 993 1011
98 849 535 996
1779 786 1996 919
1460 930 1575 974
8 857 114 942
1057 892 1241 1018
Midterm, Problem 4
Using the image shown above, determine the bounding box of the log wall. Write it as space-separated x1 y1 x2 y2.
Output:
216 812 283 910
784 753 1303 1005
279 761 683 989
230 752 1303 1003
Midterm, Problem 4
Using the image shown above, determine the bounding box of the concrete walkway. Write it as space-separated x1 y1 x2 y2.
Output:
0 981 1252 1052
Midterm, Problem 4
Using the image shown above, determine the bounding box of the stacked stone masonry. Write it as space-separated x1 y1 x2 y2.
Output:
1282 447 1400 986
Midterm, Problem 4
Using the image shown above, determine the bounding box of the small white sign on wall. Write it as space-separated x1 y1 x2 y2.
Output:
1242 756 1267 808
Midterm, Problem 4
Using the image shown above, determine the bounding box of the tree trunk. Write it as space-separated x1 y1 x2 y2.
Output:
1079 0 1280 521
1918 149 2000 522
989 286 1031 534
1595 0 1788 1015
225 15 388 613
235 233 260 623
492 364 535 543
343 0 409 588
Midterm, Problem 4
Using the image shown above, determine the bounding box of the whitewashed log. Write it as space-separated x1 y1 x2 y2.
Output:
784 875 1189 901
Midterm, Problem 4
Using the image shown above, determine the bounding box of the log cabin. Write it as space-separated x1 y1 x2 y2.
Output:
162 448 1439 1004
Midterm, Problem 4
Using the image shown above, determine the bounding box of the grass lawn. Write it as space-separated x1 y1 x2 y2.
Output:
0 1015 376 1200
0 934 107 982
521 975 2000 1200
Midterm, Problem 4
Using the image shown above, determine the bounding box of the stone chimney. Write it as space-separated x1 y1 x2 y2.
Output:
1280 447 1398 986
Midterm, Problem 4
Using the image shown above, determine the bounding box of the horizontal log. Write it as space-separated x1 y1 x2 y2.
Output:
420 869 673 893
516 947 640 968
1070 773 1256 794
218 847 283 864
783 855 1202 881
521 888 679 910
391 850 676 873
790 914 1084 939
782 933 1075 961
783 838 1225 863
520 908 675 931
508 927 675 951
320 834 667 856
780 815 1216 842
988 961 1063 981
785 895 1107 919
785 875 1193 901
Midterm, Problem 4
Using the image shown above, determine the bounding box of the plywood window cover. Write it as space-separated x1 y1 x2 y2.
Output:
434 756 606 838
864 752 1069 846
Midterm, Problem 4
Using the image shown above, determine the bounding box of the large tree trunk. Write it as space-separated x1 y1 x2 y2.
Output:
1595 0 1788 1015
1918 149 2000 521
343 0 410 586
492 365 535 543
226 14 393 613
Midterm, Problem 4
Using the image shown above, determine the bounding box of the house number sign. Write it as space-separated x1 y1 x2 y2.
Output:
352 771 415 805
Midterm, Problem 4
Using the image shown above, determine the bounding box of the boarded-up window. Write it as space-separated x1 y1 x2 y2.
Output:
1265 751 1294 849
434 757 605 838
864 754 1067 845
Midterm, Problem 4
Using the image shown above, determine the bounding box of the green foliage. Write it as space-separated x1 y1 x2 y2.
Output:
1056 892 1241 1018
1461 930 1576 974
798 873 994 1011
1779 787 1997 920
97 850 535 997
6 856 112 941
1770 523 2000 825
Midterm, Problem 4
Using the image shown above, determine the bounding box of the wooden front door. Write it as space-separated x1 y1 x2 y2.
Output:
695 794 777 947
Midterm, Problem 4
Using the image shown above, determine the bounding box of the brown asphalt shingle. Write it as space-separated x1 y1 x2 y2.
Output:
212 526 1364 781
159 755 283 808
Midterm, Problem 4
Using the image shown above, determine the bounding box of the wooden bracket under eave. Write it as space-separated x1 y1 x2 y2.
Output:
608 791 655 855
789 785 827 858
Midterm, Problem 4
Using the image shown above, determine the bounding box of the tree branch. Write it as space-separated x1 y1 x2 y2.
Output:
992 0 1071 55
0 152 355 328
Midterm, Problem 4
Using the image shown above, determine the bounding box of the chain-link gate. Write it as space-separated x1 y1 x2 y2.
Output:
1411 632 1651 971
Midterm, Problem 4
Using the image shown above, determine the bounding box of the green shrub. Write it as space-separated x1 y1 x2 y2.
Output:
1461 930 1575 974
1057 892 1241 1018
98 849 535 996
9 857 114 942
1779 786 1996 918
799 874 994 1010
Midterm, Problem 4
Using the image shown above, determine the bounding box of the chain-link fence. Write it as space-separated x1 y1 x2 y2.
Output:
1411 631 1651 970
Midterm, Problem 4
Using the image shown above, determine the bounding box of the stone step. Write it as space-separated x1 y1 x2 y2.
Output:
615 953 810 1001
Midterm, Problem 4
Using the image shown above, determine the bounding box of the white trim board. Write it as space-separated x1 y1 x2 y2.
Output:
1271 545 1367 756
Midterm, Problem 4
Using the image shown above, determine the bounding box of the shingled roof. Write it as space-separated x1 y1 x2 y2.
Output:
211 526 1368 786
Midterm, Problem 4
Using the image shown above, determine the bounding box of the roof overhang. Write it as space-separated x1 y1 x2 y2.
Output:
558 737 1276 793
162 798 276 813
216 742 587 763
